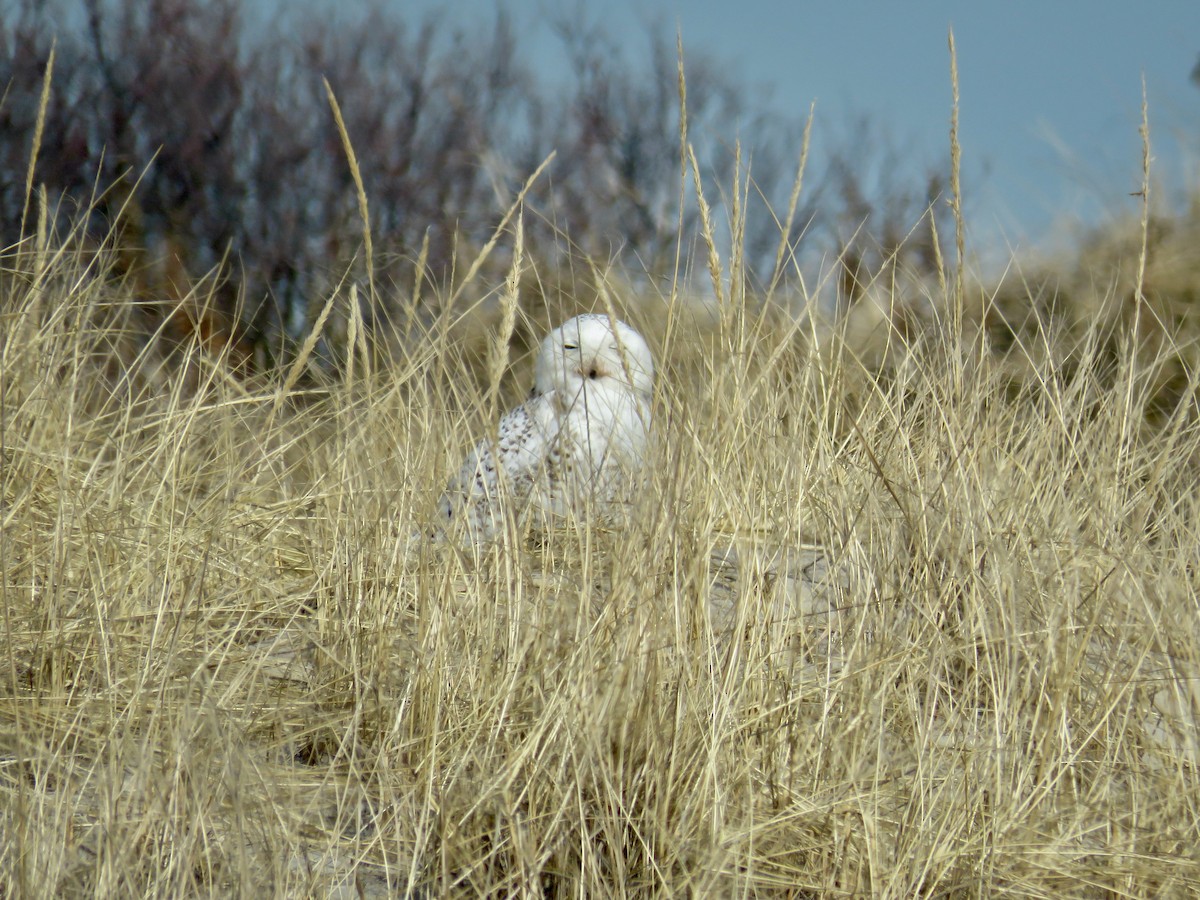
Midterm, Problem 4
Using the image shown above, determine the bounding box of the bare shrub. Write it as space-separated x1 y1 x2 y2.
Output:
2 0 963 378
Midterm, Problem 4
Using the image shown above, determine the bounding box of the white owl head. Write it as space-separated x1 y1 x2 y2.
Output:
534 314 654 399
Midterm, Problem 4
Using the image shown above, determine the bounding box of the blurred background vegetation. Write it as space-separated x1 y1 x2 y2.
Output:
1 0 1197 413
0 0 961 362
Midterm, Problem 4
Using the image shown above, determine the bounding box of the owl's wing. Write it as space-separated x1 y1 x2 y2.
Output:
437 395 557 532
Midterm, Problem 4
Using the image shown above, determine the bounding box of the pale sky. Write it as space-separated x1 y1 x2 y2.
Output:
388 0 1199 260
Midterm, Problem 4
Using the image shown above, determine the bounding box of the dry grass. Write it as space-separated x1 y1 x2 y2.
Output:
4 79 1200 900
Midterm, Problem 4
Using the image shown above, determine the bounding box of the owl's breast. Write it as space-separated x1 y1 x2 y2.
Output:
556 383 650 470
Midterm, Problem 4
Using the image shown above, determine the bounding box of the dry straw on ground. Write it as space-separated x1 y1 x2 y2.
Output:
3 71 1200 900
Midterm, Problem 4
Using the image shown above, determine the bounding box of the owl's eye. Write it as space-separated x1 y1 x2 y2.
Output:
563 343 578 351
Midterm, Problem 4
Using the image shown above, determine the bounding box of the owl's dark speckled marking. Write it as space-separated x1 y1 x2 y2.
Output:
437 314 654 543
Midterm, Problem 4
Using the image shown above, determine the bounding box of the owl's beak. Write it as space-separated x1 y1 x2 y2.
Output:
574 358 602 381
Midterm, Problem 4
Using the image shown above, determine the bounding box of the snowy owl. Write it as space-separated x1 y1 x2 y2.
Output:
436 314 654 542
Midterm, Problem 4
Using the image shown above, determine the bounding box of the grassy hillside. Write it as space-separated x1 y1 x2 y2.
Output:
3 105 1200 899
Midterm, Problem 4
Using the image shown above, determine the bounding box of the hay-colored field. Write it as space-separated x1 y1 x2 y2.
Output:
4 120 1200 896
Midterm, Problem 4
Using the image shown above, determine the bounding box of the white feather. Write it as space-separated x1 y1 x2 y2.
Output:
437 314 653 542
